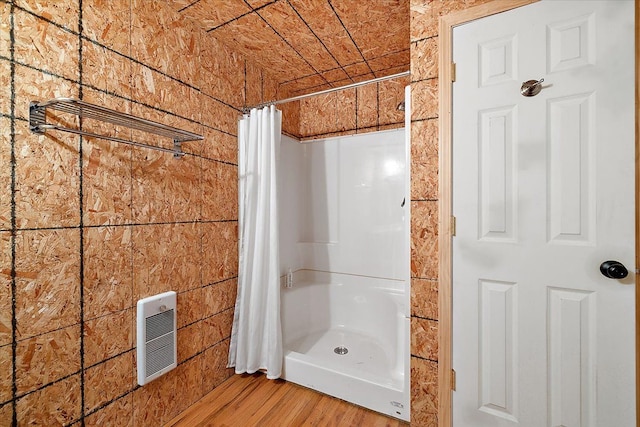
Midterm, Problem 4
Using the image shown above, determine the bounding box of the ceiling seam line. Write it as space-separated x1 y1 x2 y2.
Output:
178 0 201 13
205 0 280 33
285 0 353 85
277 49 410 87
326 0 375 77
206 10 254 33
248 1 332 87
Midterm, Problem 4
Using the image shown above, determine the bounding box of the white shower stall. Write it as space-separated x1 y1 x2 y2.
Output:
278 116 411 420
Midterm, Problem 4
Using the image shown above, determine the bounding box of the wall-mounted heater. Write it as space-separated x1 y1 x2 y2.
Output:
136 291 177 386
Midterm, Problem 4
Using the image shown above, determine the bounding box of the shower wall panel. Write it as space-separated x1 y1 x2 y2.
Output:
0 1 275 425
279 130 406 281
278 135 305 275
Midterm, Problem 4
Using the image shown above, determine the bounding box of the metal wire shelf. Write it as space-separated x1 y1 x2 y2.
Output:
29 98 204 158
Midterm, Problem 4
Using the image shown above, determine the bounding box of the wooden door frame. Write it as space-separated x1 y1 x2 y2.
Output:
436 0 639 425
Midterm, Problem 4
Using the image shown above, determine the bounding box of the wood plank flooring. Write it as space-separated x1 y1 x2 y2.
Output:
164 373 409 427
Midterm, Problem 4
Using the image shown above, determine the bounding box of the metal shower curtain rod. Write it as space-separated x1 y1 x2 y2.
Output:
246 70 410 111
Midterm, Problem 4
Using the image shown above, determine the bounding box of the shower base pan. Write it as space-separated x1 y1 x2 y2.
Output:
280 270 409 421
283 327 408 421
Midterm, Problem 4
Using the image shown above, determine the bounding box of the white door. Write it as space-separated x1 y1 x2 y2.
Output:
452 1 635 426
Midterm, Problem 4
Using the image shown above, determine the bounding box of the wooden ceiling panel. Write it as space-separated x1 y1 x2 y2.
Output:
331 0 409 61
180 0 251 31
287 0 364 68
245 0 277 9
381 64 412 77
282 74 329 95
209 12 314 82
368 49 410 74
343 61 371 79
171 0 197 11
350 72 376 84
321 68 349 84
288 81 334 98
257 1 339 73
174 0 410 99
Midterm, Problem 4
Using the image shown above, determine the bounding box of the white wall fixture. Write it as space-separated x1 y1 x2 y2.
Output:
279 127 410 420
279 129 406 280
136 291 177 386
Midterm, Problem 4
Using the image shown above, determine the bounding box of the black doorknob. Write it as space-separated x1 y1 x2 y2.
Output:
600 260 629 279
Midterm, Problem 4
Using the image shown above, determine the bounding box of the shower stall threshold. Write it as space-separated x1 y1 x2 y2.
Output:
282 325 409 421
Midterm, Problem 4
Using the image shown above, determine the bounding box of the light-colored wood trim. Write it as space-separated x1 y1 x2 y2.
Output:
437 1 539 426
437 13 454 427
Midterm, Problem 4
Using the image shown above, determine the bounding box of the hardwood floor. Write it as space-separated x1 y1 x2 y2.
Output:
164 373 409 427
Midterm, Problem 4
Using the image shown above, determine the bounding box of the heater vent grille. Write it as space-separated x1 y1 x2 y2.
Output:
146 330 175 377
146 310 174 341
137 291 177 385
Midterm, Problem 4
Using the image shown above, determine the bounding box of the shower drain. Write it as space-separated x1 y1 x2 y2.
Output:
334 346 348 355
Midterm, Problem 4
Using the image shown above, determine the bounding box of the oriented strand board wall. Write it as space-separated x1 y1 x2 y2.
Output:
0 0 277 425
284 75 409 141
408 1 492 426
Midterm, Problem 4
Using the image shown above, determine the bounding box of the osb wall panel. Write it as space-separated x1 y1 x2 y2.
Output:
0 59 9 118
0 231 11 410
83 41 132 100
198 36 246 109
83 226 132 320
299 89 355 138
281 100 301 139
14 228 81 340
0 232 10 348
411 317 438 361
411 357 439 426
84 309 133 367
409 1 493 426
295 75 409 141
379 77 408 126
14 120 81 229
356 83 379 130
82 0 130 53
202 127 237 165
15 325 81 394
0 118 10 229
0 344 10 404
13 7 79 81
245 60 263 108
13 64 79 120
0 5 10 117
130 0 201 91
0 3 10 54
14 0 79 32
16 374 82 426
84 351 134 413
0 0 278 425
84 395 133 427
130 147 202 224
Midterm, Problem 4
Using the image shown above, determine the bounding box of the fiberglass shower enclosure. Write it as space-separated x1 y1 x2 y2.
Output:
277 88 411 420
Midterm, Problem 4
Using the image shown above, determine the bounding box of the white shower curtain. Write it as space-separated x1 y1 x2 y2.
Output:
228 105 283 379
